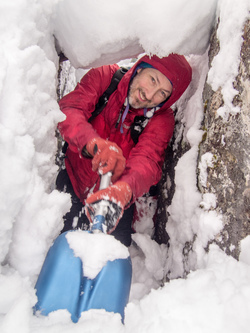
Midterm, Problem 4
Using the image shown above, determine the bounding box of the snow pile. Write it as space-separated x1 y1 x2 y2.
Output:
129 233 169 301
207 0 250 120
126 245 250 333
53 0 218 68
0 0 71 281
0 0 250 332
67 230 129 279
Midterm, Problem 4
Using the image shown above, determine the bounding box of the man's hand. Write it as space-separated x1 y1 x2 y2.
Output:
85 181 132 234
85 138 126 182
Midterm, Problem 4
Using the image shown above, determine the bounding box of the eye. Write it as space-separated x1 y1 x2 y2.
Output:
151 76 156 84
161 91 167 99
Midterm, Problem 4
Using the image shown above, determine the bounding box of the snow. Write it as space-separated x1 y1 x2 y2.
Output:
0 0 250 332
126 245 250 333
240 236 250 266
207 0 250 120
66 231 129 279
53 0 218 68
198 152 215 188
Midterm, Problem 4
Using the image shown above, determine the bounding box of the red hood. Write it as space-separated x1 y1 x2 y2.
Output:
123 54 192 110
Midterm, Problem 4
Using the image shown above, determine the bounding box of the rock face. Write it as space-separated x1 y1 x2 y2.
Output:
199 19 250 259
155 19 250 262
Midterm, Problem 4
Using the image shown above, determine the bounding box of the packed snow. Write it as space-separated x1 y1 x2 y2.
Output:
67 231 130 279
207 0 250 120
0 0 250 332
53 0 218 68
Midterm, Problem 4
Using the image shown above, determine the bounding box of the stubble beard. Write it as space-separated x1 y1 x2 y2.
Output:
128 92 140 109
128 85 149 109
128 80 139 109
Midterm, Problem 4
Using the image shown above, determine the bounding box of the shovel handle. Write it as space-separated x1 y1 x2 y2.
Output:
99 172 112 190
91 172 112 233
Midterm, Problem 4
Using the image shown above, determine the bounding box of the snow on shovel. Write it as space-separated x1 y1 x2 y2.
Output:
34 172 132 323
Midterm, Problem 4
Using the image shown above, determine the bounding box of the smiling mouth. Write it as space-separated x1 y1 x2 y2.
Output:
139 90 147 102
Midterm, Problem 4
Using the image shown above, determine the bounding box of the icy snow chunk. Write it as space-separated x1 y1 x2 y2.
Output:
198 152 215 188
66 230 129 279
197 210 223 247
200 193 217 211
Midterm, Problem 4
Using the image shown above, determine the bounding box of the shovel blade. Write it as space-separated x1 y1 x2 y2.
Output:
79 257 132 321
34 232 82 322
34 231 132 322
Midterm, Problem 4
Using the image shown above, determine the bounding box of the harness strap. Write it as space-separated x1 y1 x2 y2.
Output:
88 67 128 123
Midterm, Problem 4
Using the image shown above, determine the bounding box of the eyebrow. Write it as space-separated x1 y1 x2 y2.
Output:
155 74 172 94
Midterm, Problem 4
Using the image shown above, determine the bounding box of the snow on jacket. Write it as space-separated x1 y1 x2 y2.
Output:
58 54 192 203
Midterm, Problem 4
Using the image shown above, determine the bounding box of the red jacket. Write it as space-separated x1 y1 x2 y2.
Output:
58 54 192 203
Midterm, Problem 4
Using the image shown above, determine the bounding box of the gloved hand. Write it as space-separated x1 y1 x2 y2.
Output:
85 181 132 234
85 138 126 182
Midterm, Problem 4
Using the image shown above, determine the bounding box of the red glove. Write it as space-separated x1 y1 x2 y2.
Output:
86 138 126 182
85 181 132 234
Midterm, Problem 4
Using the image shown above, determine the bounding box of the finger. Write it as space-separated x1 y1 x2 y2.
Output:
86 188 110 205
86 192 102 205
100 156 116 175
92 147 112 172
110 157 126 182
100 153 126 178
91 153 105 172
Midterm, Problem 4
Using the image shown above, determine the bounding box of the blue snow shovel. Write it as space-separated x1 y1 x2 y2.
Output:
34 173 132 323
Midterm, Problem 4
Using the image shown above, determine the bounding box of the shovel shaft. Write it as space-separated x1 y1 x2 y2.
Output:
91 172 112 233
99 172 112 190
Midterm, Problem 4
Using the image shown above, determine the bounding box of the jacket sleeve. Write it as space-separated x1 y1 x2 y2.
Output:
58 64 119 154
119 110 175 200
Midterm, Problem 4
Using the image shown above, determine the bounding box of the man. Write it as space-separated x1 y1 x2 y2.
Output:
57 54 192 247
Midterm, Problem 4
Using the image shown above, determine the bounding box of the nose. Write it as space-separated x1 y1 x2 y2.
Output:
145 87 157 101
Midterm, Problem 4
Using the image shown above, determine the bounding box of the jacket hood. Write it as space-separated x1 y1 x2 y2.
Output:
129 54 192 109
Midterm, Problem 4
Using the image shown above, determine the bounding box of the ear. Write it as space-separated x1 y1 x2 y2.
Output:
136 68 143 74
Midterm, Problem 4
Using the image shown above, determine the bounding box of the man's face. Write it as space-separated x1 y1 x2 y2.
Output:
128 67 172 109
